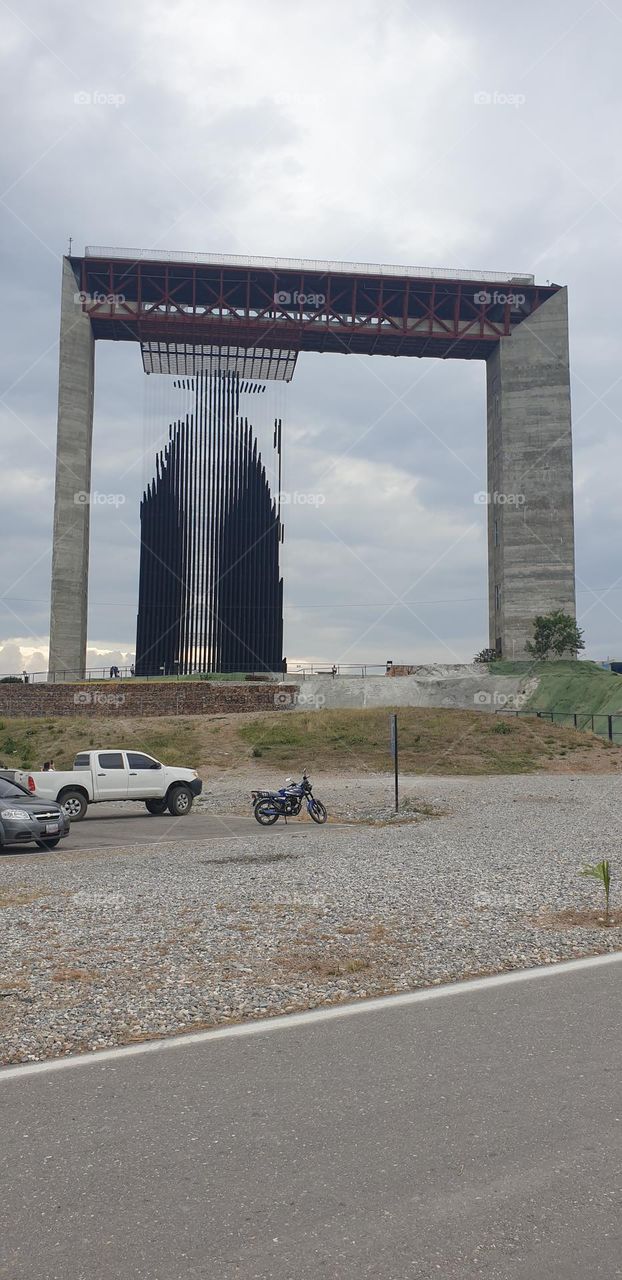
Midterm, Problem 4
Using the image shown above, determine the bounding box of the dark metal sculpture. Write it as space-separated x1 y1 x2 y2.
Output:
135 372 283 676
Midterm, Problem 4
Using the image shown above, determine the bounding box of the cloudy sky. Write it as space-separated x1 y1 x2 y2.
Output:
1 0 622 675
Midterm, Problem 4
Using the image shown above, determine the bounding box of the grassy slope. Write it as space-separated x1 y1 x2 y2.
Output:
494 659 622 717
0 706 618 778
0 716 205 774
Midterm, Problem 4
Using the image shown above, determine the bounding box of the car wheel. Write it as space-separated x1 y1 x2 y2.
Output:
145 799 168 815
167 785 193 816
59 790 88 821
35 837 61 850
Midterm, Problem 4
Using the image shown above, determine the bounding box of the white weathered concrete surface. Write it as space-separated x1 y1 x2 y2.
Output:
48 258 95 680
293 665 537 711
486 288 576 659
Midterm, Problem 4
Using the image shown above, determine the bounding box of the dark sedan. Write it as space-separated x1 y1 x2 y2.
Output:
0 777 70 851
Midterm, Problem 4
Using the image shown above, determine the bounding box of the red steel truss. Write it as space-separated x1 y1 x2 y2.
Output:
72 255 560 362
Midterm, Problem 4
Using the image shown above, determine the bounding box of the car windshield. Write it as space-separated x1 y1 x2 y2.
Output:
0 778 30 799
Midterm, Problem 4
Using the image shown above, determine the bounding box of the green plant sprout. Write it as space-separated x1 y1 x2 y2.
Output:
580 859 612 922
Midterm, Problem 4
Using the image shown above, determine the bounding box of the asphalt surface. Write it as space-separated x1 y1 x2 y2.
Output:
0 804 341 858
1 960 621 1279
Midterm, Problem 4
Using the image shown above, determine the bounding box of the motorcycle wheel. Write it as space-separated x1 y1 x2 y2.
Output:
308 799 327 824
253 799 280 826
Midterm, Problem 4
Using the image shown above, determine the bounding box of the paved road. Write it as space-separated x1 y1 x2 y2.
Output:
1 960 620 1279
0 805 340 859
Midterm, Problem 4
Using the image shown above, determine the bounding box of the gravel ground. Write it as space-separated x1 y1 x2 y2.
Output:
1 771 621 1065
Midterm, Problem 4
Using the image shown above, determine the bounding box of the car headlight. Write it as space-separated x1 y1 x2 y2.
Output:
1 808 31 820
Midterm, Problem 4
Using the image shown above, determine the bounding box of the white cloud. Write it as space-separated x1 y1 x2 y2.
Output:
1 0 622 664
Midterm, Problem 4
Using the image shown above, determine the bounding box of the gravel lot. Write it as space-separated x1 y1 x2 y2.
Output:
1 771 621 1065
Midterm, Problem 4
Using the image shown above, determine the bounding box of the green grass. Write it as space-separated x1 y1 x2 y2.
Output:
0 717 204 772
0 702 619 779
492 660 622 718
236 706 607 775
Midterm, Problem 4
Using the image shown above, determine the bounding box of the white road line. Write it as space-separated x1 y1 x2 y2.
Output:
2 949 621 1082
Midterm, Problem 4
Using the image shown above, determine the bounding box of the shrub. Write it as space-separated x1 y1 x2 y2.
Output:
474 647 499 664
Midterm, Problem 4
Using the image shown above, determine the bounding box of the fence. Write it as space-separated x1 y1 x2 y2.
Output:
289 663 387 679
2 668 276 684
2 662 390 684
497 707 622 744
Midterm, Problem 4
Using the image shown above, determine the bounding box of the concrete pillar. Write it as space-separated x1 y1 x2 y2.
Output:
486 288 576 659
47 258 94 680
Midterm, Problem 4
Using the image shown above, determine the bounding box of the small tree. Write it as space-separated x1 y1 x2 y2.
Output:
526 610 585 660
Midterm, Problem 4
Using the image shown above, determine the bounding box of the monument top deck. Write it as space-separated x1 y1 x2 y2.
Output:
85 245 535 287
70 251 561 361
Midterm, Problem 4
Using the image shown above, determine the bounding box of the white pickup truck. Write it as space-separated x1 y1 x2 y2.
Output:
21 749 203 821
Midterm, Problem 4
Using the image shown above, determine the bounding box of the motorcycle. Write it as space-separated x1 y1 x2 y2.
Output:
252 772 327 826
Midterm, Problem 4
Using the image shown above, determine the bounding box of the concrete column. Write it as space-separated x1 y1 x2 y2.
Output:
47 258 95 680
486 287 576 659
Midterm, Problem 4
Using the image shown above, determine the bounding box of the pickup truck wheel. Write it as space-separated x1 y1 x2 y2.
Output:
167 785 193 816
59 790 88 822
145 799 168 815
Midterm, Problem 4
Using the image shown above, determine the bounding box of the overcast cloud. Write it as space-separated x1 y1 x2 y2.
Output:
1 0 622 674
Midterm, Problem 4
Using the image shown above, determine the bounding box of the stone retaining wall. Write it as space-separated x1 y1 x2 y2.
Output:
0 681 300 719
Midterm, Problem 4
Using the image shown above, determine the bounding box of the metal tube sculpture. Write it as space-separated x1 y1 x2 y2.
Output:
135 371 283 676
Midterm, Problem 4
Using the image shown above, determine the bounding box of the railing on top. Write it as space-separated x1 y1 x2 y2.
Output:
84 247 535 286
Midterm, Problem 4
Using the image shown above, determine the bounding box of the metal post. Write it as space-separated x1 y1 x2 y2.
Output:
390 713 399 813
